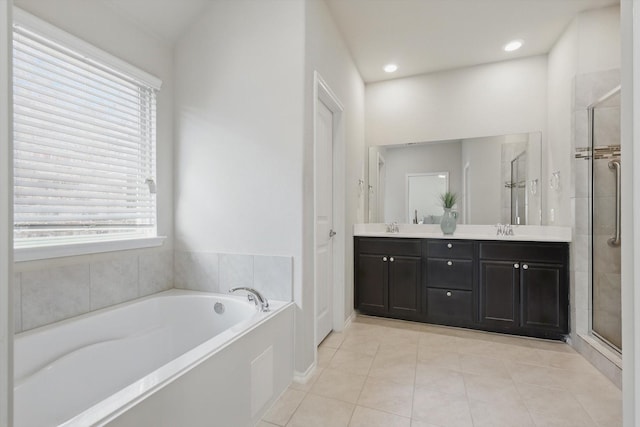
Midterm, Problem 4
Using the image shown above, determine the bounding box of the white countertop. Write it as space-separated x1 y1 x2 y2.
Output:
353 223 572 242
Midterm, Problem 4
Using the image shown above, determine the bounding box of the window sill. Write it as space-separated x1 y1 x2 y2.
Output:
14 236 167 262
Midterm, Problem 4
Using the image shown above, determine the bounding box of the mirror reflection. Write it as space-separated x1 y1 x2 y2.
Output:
367 132 542 225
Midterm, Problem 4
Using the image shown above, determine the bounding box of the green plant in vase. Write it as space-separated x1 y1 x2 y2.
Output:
439 191 458 235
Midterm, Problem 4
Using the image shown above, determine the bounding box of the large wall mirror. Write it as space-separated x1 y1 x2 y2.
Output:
367 132 543 225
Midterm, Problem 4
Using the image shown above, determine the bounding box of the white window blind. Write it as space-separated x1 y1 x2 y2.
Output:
12 18 160 248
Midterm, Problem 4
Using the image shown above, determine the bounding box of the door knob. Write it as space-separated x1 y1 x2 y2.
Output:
447 261 453 266
389 257 395 262
447 243 453 249
522 264 529 270
514 263 520 269
446 291 452 297
382 257 388 262
329 229 336 238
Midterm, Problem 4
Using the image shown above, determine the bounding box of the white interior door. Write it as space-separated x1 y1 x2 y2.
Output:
315 100 334 346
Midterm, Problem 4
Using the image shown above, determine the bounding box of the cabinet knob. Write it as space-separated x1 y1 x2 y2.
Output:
382 256 388 262
390 257 395 262
447 243 453 249
447 261 453 266
522 264 529 270
446 291 452 297
514 263 520 269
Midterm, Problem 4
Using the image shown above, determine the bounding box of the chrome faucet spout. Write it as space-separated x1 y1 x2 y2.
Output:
229 287 270 312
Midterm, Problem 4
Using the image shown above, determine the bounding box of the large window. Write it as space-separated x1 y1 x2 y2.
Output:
12 10 162 257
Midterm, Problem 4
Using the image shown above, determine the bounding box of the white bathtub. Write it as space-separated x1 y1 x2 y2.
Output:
14 290 294 427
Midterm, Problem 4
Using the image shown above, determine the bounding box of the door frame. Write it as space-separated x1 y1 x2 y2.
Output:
313 71 345 349
0 1 13 425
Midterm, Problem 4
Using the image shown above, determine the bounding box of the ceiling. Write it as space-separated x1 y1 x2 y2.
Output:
100 0 619 83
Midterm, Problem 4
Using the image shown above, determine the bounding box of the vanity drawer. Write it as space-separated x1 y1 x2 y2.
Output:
479 242 568 263
427 240 474 259
357 238 421 256
426 259 473 290
426 288 473 323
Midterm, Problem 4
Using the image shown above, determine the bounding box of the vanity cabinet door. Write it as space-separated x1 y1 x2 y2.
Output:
355 237 422 319
520 262 567 335
478 241 569 339
479 260 519 329
388 255 421 317
356 253 388 315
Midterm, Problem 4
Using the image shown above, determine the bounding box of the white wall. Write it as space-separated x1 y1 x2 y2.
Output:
365 55 548 147
383 142 462 223
11 0 175 331
547 5 620 226
621 2 639 425
302 0 365 373
173 0 309 369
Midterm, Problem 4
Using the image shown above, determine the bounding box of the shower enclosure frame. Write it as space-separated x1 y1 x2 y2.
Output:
587 85 622 354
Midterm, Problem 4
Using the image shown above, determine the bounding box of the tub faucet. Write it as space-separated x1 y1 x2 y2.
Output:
229 287 270 312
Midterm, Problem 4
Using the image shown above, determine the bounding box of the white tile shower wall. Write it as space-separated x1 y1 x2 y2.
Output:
174 251 293 302
14 250 173 333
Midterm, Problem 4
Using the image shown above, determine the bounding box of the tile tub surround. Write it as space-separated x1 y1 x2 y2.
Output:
13 250 173 333
262 315 622 427
174 251 293 302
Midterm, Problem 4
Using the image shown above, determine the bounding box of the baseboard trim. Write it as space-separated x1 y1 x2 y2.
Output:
293 361 317 384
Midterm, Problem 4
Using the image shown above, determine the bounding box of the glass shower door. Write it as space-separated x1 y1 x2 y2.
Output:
590 87 622 352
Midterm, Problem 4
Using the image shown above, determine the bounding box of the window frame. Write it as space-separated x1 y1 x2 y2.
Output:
12 8 165 262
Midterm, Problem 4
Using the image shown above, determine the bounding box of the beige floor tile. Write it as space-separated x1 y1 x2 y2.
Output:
309 367 367 404
317 346 337 368
551 365 622 396
534 348 597 371
468 397 536 427
357 376 414 417
328 348 375 376
417 348 461 370
412 385 473 427
575 392 623 427
286 394 354 427
457 353 510 378
321 331 345 349
415 364 466 397
516 382 598 427
369 353 417 385
262 388 306 426
289 367 324 392
526 338 577 354
505 360 564 390
418 332 460 353
455 337 497 355
339 334 380 356
462 373 521 404
257 421 280 427
377 342 419 359
348 405 411 427
410 420 441 427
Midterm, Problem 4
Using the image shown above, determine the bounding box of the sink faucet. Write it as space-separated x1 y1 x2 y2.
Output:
229 287 270 312
495 223 514 236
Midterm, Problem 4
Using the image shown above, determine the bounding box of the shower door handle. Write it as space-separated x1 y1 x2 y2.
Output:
608 160 621 247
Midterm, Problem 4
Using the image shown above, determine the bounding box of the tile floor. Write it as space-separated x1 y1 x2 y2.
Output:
260 315 622 427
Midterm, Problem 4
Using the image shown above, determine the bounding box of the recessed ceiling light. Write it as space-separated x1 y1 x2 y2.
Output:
384 63 398 73
503 39 524 52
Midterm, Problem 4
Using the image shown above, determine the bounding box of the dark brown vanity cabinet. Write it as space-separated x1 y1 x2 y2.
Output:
355 238 422 320
355 236 569 340
425 240 475 326
479 242 569 339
